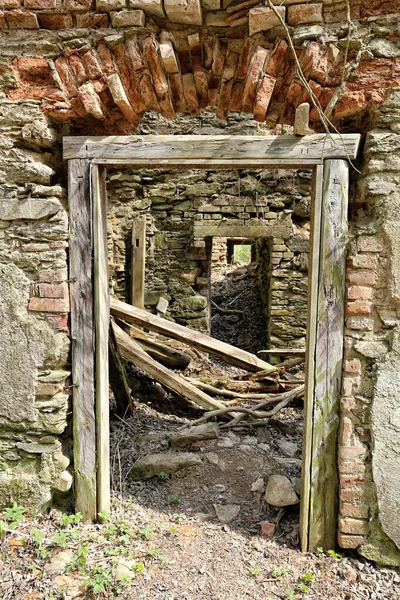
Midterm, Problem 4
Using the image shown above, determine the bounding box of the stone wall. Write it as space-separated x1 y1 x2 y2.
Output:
106 155 310 345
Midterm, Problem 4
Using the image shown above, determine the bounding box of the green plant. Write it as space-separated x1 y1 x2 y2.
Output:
302 571 315 584
271 567 289 579
4 504 25 528
60 512 83 528
158 472 170 480
168 494 181 505
31 528 49 558
173 513 186 523
52 531 70 547
98 509 110 523
327 549 341 560
85 565 113 594
250 567 261 576
66 543 89 572
298 583 311 593
285 589 296 600
137 526 154 540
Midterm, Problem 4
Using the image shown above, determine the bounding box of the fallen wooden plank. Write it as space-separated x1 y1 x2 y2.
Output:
113 322 230 412
110 298 276 373
258 348 306 357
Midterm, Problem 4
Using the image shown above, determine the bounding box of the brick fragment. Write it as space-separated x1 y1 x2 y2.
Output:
126 36 145 71
3 0 21 7
113 43 146 113
339 445 368 460
236 37 252 79
110 9 145 26
38 13 73 28
36 282 69 299
287 3 322 25
347 285 373 300
106 73 139 124
28 297 70 313
24 0 56 7
75 12 109 27
82 49 103 79
55 56 78 97
96 0 125 10
78 81 105 119
242 45 268 113
265 37 287 78
5 10 39 28
339 416 353 444
169 73 186 112
13 56 49 73
67 50 88 86
0 11 7 28
212 38 226 76
182 73 199 115
349 254 378 270
143 35 169 97
340 502 369 519
39 268 68 283
357 235 384 253
159 31 179 74
64 0 92 9
344 358 361 374
229 81 244 112
337 532 365 549
347 270 376 286
253 75 275 122
249 6 285 36
136 70 159 110
339 518 369 536
96 41 116 75
36 381 65 396
346 301 372 316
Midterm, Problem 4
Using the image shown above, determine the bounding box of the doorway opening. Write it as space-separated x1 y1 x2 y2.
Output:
65 133 360 551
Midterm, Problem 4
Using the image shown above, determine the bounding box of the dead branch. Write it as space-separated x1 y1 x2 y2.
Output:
185 377 281 399
211 300 242 315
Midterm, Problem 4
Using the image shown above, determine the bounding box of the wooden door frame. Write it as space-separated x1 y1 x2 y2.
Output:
65 133 361 550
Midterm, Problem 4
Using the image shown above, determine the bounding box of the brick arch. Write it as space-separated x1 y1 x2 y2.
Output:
5 31 392 135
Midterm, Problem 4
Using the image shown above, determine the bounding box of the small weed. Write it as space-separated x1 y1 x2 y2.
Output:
302 571 315 584
31 528 49 558
298 583 311 593
4 504 25 528
271 567 289 579
60 512 83 528
66 543 89 572
173 513 186 523
285 589 296 600
98 509 110 523
158 472 170 480
168 494 181 505
52 531 70 547
85 565 113 594
137 526 154 540
327 549 341 560
250 567 261 576
147 547 160 556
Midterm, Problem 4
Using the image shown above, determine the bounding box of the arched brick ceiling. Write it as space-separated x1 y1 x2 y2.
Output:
5 30 398 135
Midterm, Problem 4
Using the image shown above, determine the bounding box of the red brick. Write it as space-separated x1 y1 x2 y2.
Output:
28 297 70 313
63 0 92 9
45 313 69 331
6 85 64 101
96 41 116 75
287 3 322 26
75 12 109 27
346 301 372 316
55 56 78 97
341 377 360 398
357 235 384 253
337 532 365 549
3 0 21 7
236 37 252 80
339 446 368 460
340 489 367 503
344 358 361 375
339 462 367 475
5 9 39 28
38 13 73 28
24 0 56 8
361 0 399 17
82 49 103 79
347 285 373 300
39 268 68 283
169 73 186 113
347 270 376 286
340 474 367 486
67 50 88 86
339 416 353 444
36 282 69 299
0 11 7 28
265 37 287 78
339 517 368 536
340 502 369 519
13 56 49 73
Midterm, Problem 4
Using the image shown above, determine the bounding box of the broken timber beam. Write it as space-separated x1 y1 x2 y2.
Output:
113 322 231 413
110 298 276 373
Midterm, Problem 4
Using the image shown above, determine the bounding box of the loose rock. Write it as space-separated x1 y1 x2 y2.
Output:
129 452 202 480
169 423 220 448
214 503 240 523
265 474 299 507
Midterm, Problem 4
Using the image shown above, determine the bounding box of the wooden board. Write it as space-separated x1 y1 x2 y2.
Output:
110 298 277 373
92 164 110 516
309 159 349 550
300 164 323 552
68 159 97 521
131 216 146 309
113 322 229 412
109 323 132 416
64 134 361 166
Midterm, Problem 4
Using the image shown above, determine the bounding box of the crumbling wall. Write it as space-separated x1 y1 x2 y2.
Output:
106 153 310 343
